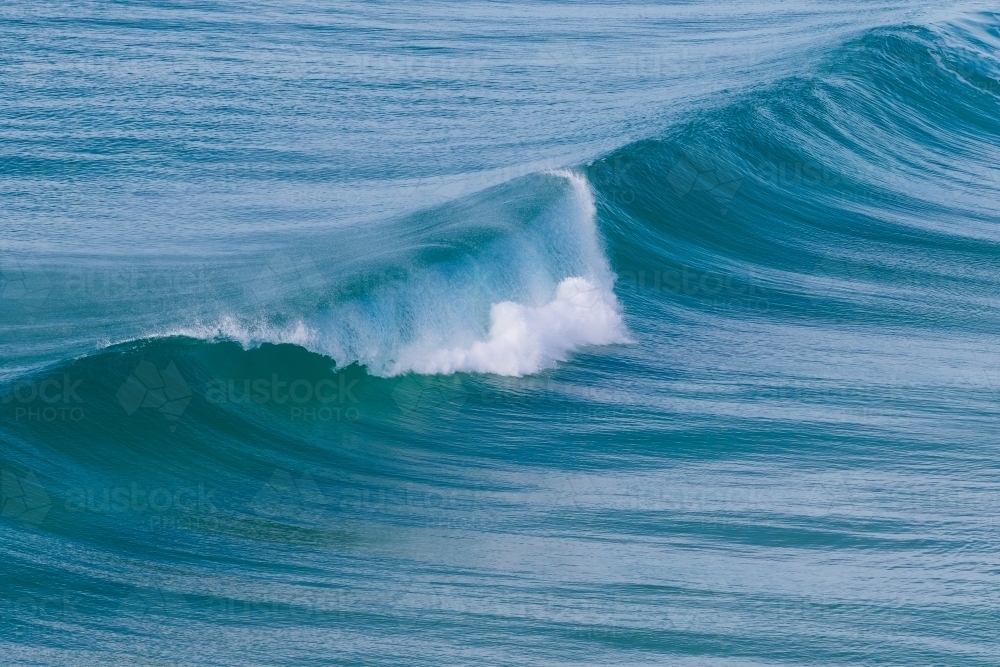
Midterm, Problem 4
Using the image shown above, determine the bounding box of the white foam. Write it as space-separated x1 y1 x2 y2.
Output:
392 275 629 376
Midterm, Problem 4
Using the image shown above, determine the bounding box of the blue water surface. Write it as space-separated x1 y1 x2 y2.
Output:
2 1 1000 665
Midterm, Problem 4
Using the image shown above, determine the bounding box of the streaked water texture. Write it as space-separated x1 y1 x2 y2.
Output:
2 2 999 665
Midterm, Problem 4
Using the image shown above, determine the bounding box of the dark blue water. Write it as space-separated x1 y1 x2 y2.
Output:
2 2 1000 665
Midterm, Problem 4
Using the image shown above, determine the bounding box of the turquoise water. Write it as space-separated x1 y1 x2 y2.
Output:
3 2 1000 664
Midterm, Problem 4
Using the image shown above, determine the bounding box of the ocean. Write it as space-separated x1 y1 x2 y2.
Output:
2 1 999 664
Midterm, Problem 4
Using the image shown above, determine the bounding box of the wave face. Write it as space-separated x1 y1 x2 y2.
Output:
3 5 1000 667
310 171 630 376
152 170 630 377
